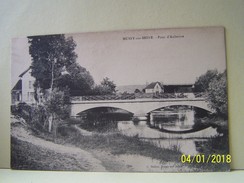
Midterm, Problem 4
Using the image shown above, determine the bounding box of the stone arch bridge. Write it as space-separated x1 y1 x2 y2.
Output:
70 98 212 117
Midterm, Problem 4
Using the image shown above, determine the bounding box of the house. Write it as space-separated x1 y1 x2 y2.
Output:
144 82 164 94
143 82 194 96
11 67 36 105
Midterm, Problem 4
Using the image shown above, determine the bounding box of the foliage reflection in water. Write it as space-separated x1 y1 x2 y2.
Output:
79 106 226 156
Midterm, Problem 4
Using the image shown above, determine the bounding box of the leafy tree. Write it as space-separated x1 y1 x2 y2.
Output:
44 87 70 136
56 62 94 96
194 69 228 118
28 34 95 134
30 105 49 130
207 71 228 117
134 89 141 93
101 77 116 94
92 85 107 95
28 34 94 96
92 77 116 95
28 35 77 89
194 69 218 92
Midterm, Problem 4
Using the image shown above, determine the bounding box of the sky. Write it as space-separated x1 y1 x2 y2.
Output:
11 27 226 88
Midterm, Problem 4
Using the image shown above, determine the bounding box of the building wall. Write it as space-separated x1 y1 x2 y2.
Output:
21 70 35 104
145 88 154 93
11 90 22 105
145 83 163 94
154 83 163 93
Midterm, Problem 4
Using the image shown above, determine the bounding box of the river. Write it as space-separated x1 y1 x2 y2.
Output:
80 106 226 156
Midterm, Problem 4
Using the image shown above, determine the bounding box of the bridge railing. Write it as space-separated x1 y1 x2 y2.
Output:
72 94 136 101
71 92 206 101
194 92 207 98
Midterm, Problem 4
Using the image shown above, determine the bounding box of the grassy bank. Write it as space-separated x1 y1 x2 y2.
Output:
12 119 229 172
57 125 230 171
11 136 87 171
56 125 182 163
11 123 185 171
190 134 230 172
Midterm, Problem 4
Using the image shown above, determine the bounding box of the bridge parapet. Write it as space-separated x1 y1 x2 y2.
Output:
194 92 207 98
71 92 206 102
72 94 135 101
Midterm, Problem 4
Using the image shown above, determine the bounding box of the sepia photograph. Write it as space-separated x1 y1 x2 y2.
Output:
11 27 229 172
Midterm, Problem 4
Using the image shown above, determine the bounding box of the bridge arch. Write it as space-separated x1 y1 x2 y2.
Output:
145 104 213 114
75 106 134 116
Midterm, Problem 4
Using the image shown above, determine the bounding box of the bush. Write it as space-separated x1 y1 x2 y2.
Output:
30 105 49 131
12 103 32 123
44 88 70 120
194 69 218 92
207 71 228 117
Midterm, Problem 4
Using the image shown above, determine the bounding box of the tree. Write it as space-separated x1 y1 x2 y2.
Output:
28 34 95 96
28 34 95 134
207 71 228 117
56 62 94 96
92 77 116 95
194 69 218 92
101 77 116 94
44 87 70 137
28 35 77 89
134 89 141 93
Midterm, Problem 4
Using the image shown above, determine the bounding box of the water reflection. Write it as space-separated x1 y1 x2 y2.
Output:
117 121 219 155
149 106 204 132
79 106 222 156
118 121 219 138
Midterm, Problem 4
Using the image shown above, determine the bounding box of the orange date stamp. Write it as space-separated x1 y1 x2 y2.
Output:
180 154 231 164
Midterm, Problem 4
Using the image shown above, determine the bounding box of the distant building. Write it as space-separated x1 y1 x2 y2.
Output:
144 82 194 96
11 67 36 105
144 82 164 94
163 84 194 93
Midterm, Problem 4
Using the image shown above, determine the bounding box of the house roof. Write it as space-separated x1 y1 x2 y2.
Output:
144 82 162 89
19 67 31 77
12 79 22 91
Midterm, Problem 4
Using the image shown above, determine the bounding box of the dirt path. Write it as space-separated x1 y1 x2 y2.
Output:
11 124 106 171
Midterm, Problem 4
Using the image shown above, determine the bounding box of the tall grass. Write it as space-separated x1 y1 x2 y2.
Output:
57 125 182 162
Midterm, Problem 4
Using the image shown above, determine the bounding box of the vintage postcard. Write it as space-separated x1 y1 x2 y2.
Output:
11 27 229 172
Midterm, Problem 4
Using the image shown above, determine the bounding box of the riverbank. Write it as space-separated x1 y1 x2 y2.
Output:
11 118 194 172
11 115 229 172
11 123 105 171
